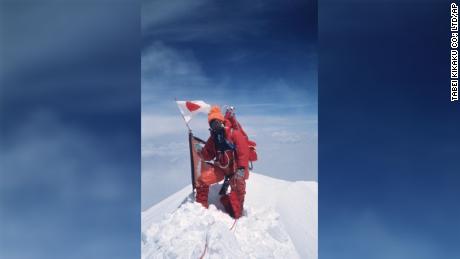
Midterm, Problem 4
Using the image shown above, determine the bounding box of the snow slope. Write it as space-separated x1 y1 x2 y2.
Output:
142 173 317 259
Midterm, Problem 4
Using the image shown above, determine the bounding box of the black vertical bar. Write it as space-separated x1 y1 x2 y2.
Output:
188 131 195 191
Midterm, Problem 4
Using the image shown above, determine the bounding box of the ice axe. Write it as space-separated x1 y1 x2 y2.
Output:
219 175 231 195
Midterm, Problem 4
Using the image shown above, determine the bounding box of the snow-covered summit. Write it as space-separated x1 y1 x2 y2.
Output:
142 173 317 259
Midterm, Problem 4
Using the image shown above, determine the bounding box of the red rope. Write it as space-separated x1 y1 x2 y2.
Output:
199 221 214 259
229 219 238 232
199 236 208 259
198 219 238 259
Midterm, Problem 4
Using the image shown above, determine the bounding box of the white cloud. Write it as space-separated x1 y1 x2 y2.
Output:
142 0 209 30
142 142 187 159
141 115 185 139
0 109 138 258
0 111 129 202
141 42 218 109
142 42 207 85
141 0 304 43
2 2 135 80
271 130 303 143
141 42 317 115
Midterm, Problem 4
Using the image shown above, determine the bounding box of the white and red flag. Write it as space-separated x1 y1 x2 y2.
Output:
175 100 211 123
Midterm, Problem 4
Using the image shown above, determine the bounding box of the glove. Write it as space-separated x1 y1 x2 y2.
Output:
194 143 203 153
235 167 245 179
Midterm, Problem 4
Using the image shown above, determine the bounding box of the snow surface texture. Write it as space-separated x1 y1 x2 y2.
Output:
142 173 317 259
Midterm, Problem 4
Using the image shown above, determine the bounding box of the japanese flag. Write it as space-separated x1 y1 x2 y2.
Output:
176 100 211 123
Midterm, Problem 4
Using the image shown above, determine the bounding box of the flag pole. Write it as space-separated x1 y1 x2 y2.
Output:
175 98 196 192
188 131 196 192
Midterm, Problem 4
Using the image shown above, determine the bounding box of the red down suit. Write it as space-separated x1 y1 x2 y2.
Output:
196 121 249 218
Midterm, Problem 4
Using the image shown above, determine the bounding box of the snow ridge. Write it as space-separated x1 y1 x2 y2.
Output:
142 173 317 259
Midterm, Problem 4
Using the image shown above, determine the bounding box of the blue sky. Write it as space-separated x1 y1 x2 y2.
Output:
141 0 318 209
319 0 460 258
1 1 139 258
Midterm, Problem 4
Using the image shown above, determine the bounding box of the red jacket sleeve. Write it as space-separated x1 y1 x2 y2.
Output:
231 129 249 169
201 136 216 161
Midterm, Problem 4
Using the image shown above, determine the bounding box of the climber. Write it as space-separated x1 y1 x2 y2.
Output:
194 106 249 219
